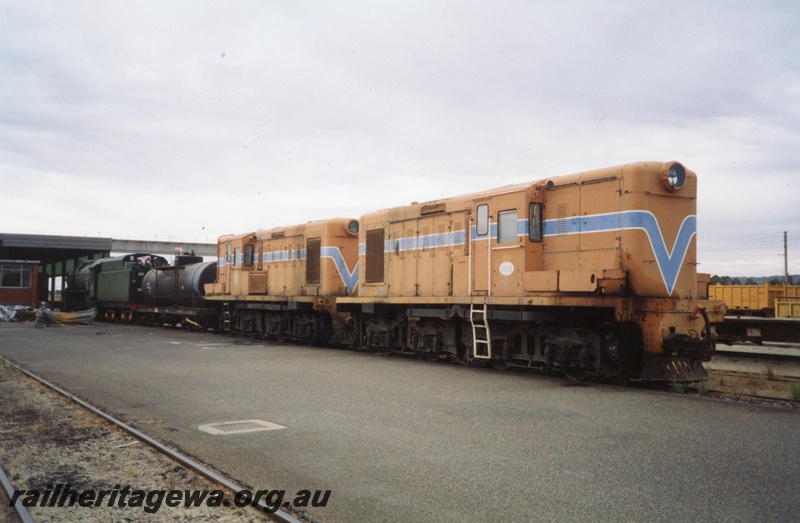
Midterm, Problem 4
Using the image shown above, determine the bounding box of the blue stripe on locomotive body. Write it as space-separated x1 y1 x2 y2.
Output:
321 246 359 294
217 247 358 294
538 211 696 296
621 212 696 296
263 249 305 263
356 210 696 297
217 212 694 297
384 230 468 254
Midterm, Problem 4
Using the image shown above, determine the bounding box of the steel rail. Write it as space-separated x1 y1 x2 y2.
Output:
714 346 800 362
0 465 35 523
1 357 303 523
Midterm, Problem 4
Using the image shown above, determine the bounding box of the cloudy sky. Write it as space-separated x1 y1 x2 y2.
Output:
1 1 798 277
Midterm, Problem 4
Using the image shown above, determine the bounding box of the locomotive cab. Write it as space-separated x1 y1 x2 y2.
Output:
206 232 258 297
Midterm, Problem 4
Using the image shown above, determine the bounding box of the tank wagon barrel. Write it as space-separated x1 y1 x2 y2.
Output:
142 255 217 307
134 253 218 329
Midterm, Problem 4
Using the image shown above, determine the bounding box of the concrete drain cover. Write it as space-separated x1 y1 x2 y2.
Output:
198 419 287 435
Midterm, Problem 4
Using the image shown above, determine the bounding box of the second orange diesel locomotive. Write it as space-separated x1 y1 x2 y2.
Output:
204 161 725 381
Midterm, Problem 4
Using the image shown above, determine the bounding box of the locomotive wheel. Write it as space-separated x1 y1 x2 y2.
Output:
563 369 588 381
349 316 364 351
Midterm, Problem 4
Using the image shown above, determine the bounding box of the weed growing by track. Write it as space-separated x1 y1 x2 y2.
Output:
695 379 709 396
668 379 686 394
790 383 800 401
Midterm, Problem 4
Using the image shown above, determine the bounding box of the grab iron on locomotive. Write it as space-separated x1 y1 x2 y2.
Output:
63 161 727 381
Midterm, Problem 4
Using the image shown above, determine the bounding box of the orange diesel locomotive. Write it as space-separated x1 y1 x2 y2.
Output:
208 162 724 381
205 218 360 345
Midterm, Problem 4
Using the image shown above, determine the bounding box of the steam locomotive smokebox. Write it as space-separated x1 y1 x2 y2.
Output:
142 261 217 306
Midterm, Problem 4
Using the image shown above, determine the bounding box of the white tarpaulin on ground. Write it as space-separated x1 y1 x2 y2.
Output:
0 305 30 322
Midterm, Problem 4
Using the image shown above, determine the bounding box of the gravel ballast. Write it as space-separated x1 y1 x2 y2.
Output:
0 361 277 522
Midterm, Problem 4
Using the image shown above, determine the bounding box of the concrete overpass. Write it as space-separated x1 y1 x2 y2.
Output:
110 239 216 257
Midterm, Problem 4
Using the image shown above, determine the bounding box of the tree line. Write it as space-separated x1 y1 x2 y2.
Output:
709 275 798 286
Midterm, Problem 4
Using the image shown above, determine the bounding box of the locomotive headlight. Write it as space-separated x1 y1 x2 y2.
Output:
661 162 686 191
347 220 359 235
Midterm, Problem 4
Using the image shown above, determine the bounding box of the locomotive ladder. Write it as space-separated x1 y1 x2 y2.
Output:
222 301 231 332
469 303 492 359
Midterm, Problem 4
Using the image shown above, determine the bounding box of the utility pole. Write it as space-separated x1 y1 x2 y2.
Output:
785 231 789 285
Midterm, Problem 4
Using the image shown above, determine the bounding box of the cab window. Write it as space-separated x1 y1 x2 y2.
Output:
476 204 489 237
529 202 543 242
497 210 518 243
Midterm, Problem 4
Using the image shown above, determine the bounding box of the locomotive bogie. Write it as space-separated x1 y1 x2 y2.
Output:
363 315 461 360
227 305 334 345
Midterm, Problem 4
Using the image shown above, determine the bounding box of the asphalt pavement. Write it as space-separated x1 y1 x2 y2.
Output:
1 322 799 522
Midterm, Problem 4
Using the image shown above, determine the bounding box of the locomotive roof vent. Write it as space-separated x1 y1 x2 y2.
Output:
420 202 446 215
661 161 686 191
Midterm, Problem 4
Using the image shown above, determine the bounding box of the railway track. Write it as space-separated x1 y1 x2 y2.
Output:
2 338 795 523
715 342 800 360
1 466 34 523
698 343 800 403
1 357 305 523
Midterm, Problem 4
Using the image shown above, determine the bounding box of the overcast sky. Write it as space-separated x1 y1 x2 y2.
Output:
2 1 798 277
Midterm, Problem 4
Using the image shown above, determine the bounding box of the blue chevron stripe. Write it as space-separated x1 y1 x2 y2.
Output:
541 211 696 295
218 210 694 297
216 247 359 294
380 210 694 296
620 212 697 296
320 246 359 294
